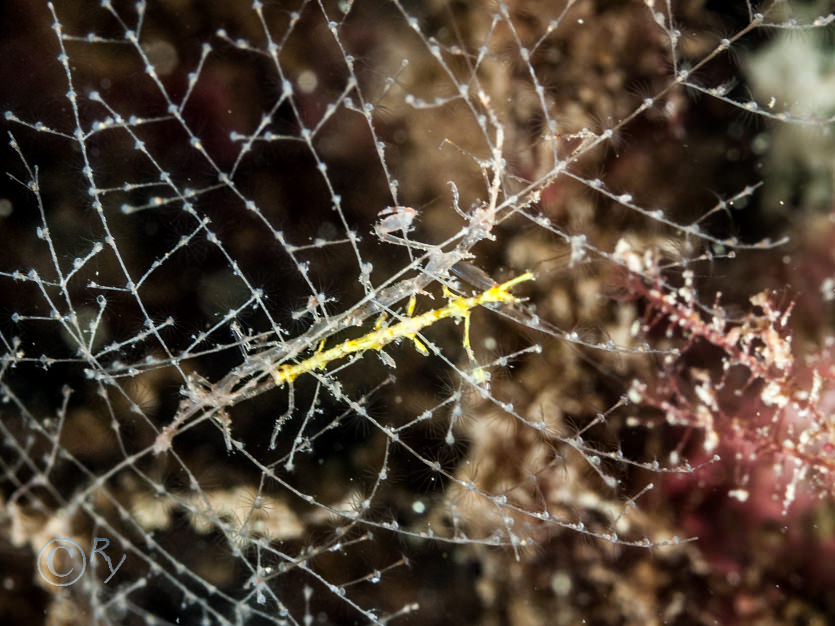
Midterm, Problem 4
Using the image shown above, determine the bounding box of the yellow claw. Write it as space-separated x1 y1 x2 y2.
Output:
462 311 475 363
411 336 429 355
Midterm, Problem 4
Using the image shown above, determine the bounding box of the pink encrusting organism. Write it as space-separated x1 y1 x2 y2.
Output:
615 238 835 521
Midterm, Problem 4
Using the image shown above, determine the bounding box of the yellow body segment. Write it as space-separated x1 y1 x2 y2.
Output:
272 272 533 387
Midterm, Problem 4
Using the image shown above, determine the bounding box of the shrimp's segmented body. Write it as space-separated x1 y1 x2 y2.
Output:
272 272 533 386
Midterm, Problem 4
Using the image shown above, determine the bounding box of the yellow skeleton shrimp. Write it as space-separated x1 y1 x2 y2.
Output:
272 272 534 386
